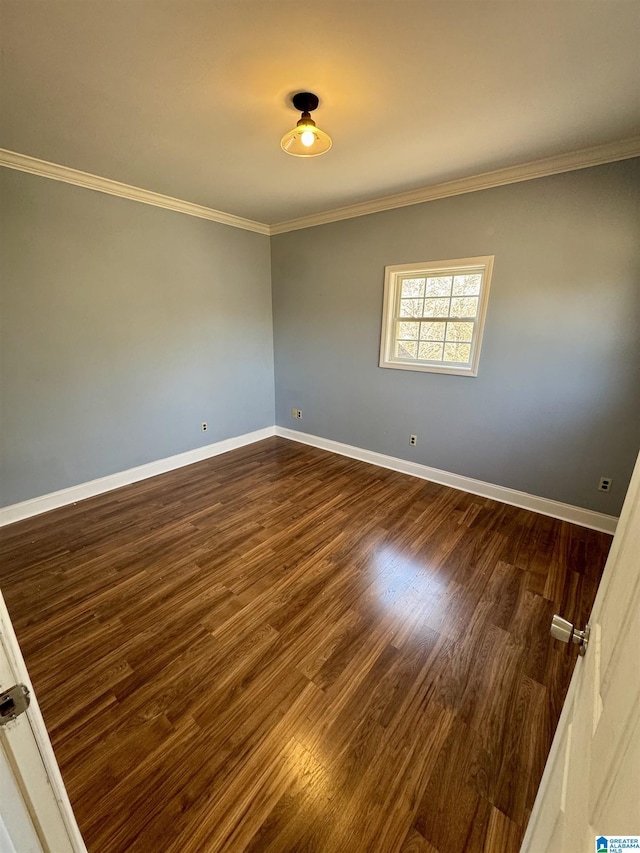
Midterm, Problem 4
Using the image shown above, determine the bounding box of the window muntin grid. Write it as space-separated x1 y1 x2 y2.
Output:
395 272 481 366
379 258 493 376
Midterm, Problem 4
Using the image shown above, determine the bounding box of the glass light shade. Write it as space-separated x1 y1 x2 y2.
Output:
280 121 332 157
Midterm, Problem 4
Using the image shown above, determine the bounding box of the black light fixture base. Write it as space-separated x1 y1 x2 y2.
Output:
281 90 332 157
292 92 319 113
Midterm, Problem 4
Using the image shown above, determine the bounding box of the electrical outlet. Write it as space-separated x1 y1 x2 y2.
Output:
201 422 207 432
409 434 417 446
297 409 302 419
598 476 612 493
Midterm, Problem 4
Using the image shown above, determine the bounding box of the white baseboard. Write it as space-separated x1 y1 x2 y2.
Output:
0 427 275 527
275 426 618 535
0 424 619 534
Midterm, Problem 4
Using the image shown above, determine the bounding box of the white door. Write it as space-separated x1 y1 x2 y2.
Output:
521 452 640 853
0 590 86 853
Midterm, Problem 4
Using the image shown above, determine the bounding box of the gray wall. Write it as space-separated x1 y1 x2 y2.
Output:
0 169 275 506
272 159 640 515
2 160 638 515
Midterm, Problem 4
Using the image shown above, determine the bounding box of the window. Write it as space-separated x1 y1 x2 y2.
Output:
379 255 494 376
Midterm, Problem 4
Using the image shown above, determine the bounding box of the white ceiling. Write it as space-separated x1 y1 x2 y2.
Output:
1 1 639 225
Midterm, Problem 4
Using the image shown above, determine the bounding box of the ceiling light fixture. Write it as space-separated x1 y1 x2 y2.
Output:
281 92 332 158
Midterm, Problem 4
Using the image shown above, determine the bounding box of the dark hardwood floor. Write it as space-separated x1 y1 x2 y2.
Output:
0 437 611 852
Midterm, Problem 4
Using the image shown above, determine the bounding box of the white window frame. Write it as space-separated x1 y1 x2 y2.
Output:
379 255 494 377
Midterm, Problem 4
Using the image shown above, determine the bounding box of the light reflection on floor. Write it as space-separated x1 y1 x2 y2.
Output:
367 545 446 630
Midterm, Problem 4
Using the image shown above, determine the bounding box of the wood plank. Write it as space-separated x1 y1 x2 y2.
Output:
0 437 611 852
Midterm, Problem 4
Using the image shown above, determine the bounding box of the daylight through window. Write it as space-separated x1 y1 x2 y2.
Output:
379 256 494 376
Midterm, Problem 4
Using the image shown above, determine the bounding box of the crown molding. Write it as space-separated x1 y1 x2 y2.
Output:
0 148 270 235
2 138 639 237
269 136 640 234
